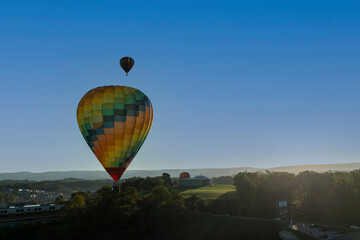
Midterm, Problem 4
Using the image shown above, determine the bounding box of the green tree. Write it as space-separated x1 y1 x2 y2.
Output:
0 193 4 204
185 195 205 212
149 185 172 208
67 193 86 209
0 192 15 204
234 172 259 215
143 177 164 191
55 195 64 204
162 172 173 187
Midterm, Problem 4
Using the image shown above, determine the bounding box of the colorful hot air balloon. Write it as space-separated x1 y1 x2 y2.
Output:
120 57 135 76
180 172 190 179
77 85 153 181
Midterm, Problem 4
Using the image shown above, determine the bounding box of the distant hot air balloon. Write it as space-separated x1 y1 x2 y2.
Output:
77 85 153 182
120 57 135 76
180 172 190 179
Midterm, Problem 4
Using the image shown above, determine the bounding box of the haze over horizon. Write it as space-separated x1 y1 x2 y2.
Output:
1 1 360 172
1 162 360 171
2 162 360 181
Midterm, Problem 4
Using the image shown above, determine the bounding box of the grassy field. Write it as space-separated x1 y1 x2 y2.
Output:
177 184 236 199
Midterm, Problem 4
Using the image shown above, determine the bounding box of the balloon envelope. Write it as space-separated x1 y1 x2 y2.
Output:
180 172 190 179
120 57 135 75
77 86 153 181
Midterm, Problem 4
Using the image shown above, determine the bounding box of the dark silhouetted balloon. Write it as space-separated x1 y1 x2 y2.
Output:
120 57 135 76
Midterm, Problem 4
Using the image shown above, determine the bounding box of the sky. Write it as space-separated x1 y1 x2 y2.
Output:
0 0 360 172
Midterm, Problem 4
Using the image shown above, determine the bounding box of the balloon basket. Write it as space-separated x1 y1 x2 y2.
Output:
112 181 120 193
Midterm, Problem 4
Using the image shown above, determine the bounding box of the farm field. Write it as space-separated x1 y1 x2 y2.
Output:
178 184 236 199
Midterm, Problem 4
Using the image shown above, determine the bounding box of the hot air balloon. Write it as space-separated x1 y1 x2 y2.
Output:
120 57 135 76
179 172 190 179
77 85 153 182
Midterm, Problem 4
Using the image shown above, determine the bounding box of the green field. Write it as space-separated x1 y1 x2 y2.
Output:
178 184 236 199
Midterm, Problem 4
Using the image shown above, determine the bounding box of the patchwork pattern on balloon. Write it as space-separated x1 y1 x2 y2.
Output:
77 85 153 181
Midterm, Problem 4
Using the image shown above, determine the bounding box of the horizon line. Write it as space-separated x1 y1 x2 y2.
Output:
1 162 359 174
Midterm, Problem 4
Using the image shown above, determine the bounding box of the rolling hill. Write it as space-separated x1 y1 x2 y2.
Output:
0 162 359 181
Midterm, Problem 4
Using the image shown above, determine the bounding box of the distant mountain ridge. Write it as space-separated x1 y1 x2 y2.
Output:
0 163 359 181
269 162 360 173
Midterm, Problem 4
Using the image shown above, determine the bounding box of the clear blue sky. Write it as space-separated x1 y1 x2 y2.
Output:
1 0 359 172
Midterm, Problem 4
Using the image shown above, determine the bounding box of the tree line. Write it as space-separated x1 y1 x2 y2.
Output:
231 170 360 225
173 170 360 226
66 169 360 228
0 192 15 204
0 185 288 240
0 173 294 240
